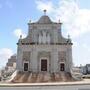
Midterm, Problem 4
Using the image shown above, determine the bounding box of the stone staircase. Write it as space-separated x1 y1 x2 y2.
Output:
11 72 74 83
54 73 62 81
21 72 30 83
36 73 44 82
43 73 51 82
28 73 37 83
60 72 67 81
65 72 74 81
27 73 33 83
11 72 24 83
50 73 55 82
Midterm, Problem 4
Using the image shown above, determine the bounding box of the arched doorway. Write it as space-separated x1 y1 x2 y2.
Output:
60 63 65 71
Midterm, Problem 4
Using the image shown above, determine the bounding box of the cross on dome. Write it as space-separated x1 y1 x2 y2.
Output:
68 34 70 39
20 35 22 39
43 9 47 15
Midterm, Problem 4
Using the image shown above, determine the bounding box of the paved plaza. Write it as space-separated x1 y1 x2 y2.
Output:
0 79 90 90
0 84 90 90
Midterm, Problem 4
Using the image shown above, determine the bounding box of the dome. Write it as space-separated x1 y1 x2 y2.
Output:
37 15 52 24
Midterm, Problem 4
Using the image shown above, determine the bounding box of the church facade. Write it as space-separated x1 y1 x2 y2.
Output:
16 11 73 73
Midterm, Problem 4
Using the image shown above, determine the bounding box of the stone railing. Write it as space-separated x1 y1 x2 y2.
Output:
70 67 83 81
5 70 17 82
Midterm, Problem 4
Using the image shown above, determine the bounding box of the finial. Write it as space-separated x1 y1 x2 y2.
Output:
20 35 22 39
29 20 31 23
43 9 47 15
59 19 60 23
68 34 70 40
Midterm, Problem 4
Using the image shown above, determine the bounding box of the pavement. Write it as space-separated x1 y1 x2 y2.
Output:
0 82 90 90
0 79 90 87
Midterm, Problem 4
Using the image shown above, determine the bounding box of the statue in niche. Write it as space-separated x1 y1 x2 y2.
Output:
38 31 51 44
42 31 46 44
46 33 50 44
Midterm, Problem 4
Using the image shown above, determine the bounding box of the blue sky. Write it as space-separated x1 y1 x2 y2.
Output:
0 0 90 68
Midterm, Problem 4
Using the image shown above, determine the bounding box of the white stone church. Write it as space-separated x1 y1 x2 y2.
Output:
16 10 73 74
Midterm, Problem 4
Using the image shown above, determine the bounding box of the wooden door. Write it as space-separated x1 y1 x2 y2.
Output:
24 63 28 71
60 63 65 71
41 59 47 71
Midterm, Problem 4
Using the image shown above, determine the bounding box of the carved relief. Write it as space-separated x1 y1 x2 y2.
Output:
38 31 51 44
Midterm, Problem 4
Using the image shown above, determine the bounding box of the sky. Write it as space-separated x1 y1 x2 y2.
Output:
0 0 90 68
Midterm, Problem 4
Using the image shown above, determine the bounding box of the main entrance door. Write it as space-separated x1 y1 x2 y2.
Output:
60 63 65 71
24 63 28 71
41 59 47 71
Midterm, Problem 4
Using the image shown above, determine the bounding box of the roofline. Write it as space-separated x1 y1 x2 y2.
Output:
28 22 62 25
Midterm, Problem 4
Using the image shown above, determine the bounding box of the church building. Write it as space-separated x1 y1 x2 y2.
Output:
16 10 73 74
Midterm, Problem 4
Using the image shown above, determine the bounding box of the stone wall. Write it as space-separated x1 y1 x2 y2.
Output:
17 44 72 73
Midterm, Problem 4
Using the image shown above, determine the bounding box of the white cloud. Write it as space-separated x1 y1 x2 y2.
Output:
35 0 54 14
35 0 90 66
35 0 90 38
13 29 26 39
0 48 13 59
72 41 78 47
0 48 13 68
82 44 90 52
67 9 90 38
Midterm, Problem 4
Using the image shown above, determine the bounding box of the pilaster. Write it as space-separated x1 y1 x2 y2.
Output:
51 47 58 73
30 46 38 72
